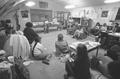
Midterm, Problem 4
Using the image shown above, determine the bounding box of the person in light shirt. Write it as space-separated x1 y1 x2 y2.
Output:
31 36 51 60
101 23 107 32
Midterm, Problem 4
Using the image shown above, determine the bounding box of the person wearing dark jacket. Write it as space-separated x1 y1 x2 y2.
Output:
65 44 90 79
23 22 39 44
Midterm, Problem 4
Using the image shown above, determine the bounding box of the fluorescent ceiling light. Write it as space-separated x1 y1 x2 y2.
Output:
104 0 120 3
25 1 35 7
65 5 75 9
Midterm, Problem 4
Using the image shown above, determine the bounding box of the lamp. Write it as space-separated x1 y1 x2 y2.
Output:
104 0 120 3
65 5 75 9
25 1 35 7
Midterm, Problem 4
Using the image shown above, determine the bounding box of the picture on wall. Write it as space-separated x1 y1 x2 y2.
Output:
101 11 108 17
30 9 52 22
21 10 28 18
39 1 48 8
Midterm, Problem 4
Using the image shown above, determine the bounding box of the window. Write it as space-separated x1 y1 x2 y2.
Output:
115 8 120 20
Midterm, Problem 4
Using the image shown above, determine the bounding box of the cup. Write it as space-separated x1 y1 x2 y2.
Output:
8 56 14 62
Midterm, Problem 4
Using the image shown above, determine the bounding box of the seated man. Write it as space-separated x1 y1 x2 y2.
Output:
106 45 120 60
99 56 120 79
91 55 120 79
55 34 70 56
31 36 51 60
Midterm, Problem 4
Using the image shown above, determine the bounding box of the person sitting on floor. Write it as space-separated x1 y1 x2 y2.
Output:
65 44 91 79
90 22 101 36
73 26 87 40
55 34 70 56
31 36 52 60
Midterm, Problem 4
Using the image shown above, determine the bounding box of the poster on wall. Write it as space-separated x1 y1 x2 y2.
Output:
30 9 52 22
21 10 28 18
101 11 108 17
39 1 48 8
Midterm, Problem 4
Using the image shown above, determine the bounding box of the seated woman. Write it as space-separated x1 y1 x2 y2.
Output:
65 44 90 79
101 23 107 32
106 45 120 61
55 34 70 56
90 22 101 36
31 36 51 60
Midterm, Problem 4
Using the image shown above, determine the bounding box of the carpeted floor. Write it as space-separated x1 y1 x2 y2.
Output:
28 30 106 79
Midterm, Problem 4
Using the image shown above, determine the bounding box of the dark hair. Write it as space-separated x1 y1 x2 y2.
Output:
115 23 119 26
58 33 63 41
17 24 21 31
25 22 33 28
103 23 107 26
76 44 88 60
34 36 41 42
96 22 100 26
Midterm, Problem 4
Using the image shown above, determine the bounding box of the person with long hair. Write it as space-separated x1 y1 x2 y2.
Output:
65 44 91 79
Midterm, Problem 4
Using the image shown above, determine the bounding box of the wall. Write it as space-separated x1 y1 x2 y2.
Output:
1 11 17 30
70 2 120 26
18 0 68 31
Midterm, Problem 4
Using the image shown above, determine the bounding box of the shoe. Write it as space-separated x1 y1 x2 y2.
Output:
42 59 50 65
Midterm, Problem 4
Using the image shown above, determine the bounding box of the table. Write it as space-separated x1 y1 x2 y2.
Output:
69 41 100 56
108 33 120 37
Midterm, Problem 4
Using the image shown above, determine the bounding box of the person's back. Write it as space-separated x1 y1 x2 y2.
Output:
4 34 30 60
74 44 90 79
65 44 90 79
23 22 38 44
55 34 69 56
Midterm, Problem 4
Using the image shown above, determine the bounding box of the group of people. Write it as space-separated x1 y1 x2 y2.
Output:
1 20 120 79
0 21 50 61
0 20 92 79
55 33 91 79
67 22 88 40
91 22 120 36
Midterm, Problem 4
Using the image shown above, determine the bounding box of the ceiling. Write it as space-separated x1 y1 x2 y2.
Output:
0 0 26 18
51 0 113 8
0 0 119 18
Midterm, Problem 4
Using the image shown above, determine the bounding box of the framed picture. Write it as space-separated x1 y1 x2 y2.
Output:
101 11 108 17
39 1 48 8
21 10 28 18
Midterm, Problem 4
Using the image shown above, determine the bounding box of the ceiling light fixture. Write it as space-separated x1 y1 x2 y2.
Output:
104 0 120 3
25 1 35 7
65 5 75 9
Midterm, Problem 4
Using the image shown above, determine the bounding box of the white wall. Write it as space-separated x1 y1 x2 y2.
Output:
18 0 68 31
70 2 120 26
